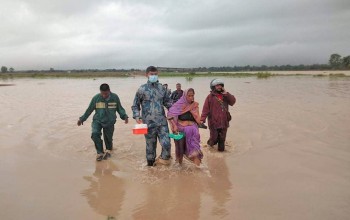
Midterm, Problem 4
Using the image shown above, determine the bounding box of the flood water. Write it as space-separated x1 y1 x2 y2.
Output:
1 75 350 220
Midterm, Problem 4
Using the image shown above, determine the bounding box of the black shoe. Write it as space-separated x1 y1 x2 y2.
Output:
96 154 104 161
102 151 111 160
147 159 155 166
198 123 208 129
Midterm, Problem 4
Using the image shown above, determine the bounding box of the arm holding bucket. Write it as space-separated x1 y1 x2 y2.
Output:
168 117 179 133
131 90 143 124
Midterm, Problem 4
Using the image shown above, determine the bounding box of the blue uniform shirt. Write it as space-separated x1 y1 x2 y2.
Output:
132 81 172 128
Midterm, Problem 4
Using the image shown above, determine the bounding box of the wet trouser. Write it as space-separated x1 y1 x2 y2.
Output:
144 125 171 161
91 121 114 155
207 127 228 151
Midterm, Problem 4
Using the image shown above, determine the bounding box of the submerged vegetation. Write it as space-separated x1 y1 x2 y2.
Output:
256 72 273 78
313 74 327 77
329 73 347 77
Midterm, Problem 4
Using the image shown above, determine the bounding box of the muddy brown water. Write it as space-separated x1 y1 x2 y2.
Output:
1 75 350 220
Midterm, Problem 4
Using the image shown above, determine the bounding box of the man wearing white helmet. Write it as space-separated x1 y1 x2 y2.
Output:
200 79 236 151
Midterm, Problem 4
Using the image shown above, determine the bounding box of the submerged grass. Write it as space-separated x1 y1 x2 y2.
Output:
256 72 273 78
313 74 327 77
329 73 347 77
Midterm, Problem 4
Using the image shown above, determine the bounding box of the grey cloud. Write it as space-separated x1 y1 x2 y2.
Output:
0 0 349 70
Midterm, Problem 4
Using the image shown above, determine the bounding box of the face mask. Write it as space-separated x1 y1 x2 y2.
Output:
149 75 158 83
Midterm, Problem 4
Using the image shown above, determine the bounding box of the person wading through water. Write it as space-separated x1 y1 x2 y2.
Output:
131 66 173 166
77 83 129 161
200 79 236 151
167 88 207 166
170 83 184 104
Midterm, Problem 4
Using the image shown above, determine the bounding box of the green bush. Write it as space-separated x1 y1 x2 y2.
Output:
257 72 272 78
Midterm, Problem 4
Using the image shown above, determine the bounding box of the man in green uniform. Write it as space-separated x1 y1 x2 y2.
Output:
77 83 129 161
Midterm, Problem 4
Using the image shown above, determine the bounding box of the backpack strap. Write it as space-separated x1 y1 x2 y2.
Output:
213 95 228 112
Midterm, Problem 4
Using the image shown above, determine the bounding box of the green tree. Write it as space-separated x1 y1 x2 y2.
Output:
1 66 8 73
329 53 342 69
342 55 350 68
9 67 14 72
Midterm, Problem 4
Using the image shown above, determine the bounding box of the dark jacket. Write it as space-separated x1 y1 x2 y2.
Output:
170 90 184 103
200 91 236 129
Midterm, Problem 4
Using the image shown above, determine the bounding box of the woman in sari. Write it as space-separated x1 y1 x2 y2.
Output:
167 88 204 166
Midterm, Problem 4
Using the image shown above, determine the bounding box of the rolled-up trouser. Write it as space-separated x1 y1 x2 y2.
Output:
144 125 171 161
207 127 228 150
91 121 115 154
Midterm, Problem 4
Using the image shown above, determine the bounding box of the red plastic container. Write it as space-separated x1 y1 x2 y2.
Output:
132 124 148 135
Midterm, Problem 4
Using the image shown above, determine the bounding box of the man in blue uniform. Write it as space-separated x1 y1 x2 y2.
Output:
131 66 173 166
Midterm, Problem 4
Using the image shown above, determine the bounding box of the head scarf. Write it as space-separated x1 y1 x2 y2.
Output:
167 89 200 123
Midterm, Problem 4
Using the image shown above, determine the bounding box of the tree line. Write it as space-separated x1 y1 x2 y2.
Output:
1 53 349 73
328 54 350 70
193 53 349 72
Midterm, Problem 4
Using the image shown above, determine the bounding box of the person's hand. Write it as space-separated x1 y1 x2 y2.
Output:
198 123 208 129
135 118 143 124
172 125 179 133
124 118 129 124
77 119 83 126
222 88 227 95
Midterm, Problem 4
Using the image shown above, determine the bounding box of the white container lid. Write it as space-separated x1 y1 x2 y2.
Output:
134 124 148 129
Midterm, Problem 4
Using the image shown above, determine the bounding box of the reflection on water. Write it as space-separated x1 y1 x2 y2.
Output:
132 174 202 219
204 155 232 218
81 160 125 219
132 155 231 220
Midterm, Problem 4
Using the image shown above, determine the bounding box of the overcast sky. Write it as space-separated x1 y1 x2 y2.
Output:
0 0 349 70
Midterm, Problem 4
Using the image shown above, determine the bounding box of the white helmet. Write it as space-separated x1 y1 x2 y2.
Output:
210 78 224 90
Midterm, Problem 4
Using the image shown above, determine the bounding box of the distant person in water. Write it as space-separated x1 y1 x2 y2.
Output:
168 88 207 166
170 83 184 103
77 83 129 161
200 79 236 151
163 83 172 98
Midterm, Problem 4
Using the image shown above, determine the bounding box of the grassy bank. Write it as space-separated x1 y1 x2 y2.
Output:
1 71 349 79
0 71 134 79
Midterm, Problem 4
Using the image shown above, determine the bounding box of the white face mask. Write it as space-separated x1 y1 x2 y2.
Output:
149 75 158 83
